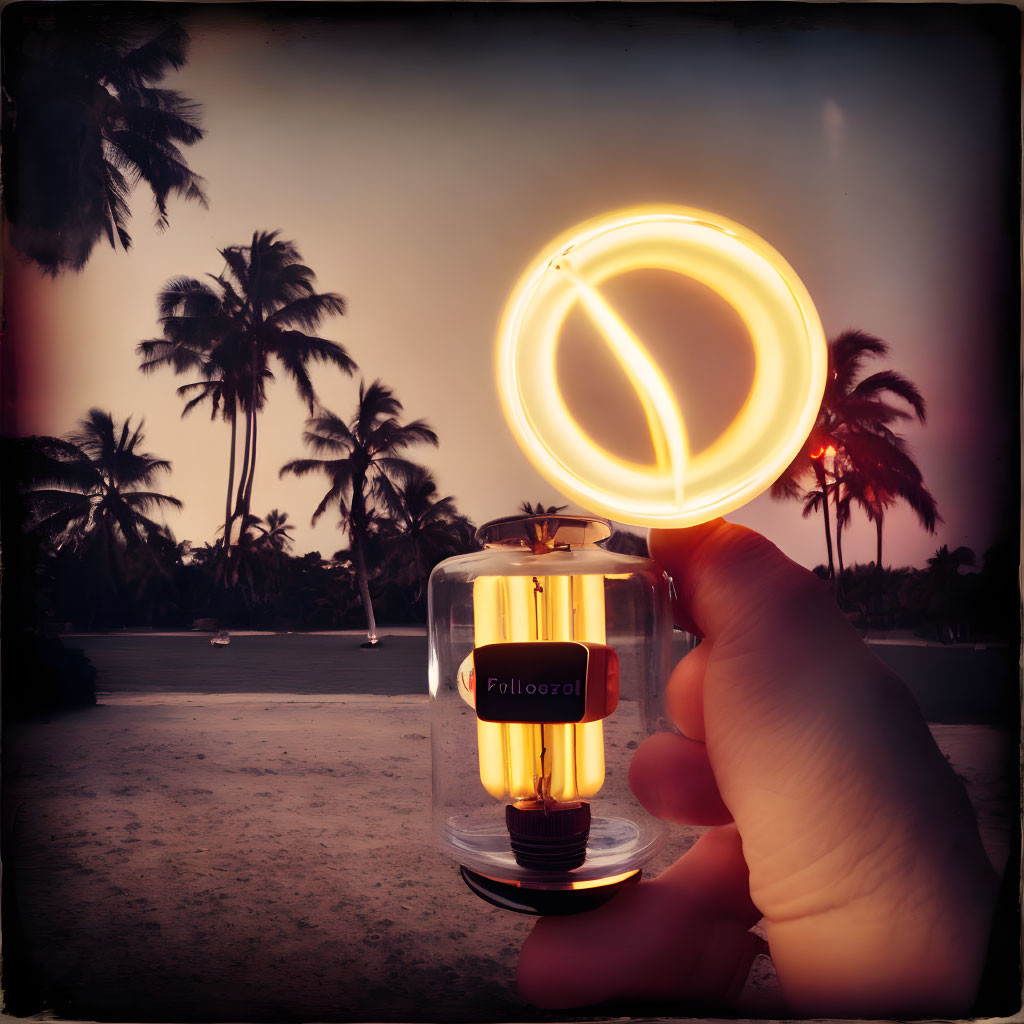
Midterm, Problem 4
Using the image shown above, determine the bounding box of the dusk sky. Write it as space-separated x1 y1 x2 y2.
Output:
7 3 1019 570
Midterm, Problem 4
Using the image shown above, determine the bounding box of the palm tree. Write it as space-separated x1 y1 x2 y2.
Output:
280 380 438 644
23 410 182 548
376 465 460 600
20 410 182 621
219 231 356 530
137 232 355 550
138 277 256 551
222 511 295 618
772 329 933 580
3 7 207 273
836 431 940 570
250 509 295 553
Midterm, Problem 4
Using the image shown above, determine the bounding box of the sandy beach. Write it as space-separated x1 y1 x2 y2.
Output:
2 636 1017 1021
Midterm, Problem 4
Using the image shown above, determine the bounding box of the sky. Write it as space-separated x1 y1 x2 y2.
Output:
6 2 1019 570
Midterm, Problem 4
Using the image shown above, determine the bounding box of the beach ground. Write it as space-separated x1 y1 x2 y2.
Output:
2 634 1017 1021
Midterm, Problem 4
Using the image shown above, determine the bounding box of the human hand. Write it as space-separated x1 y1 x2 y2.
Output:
518 519 998 1017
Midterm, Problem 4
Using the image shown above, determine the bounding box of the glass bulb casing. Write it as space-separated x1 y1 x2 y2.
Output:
428 514 673 905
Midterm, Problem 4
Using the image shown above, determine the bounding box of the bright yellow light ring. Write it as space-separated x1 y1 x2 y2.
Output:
495 206 828 528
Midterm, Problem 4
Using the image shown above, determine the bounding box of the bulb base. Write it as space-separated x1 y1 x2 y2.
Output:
506 802 591 870
460 865 641 915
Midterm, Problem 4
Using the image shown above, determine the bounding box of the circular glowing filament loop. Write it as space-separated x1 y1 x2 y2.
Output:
496 207 827 528
557 260 689 504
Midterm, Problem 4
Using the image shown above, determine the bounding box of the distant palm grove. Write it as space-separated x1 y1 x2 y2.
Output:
1 8 1016 656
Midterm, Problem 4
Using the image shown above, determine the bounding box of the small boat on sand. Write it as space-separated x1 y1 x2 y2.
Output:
210 630 231 647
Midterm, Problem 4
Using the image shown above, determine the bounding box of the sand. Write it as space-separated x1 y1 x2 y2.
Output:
3 684 1015 1023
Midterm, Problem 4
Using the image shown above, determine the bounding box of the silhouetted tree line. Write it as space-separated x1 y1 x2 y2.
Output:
816 543 1017 644
4 417 481 636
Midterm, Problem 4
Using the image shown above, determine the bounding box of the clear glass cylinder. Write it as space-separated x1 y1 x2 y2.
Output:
428 513 673 912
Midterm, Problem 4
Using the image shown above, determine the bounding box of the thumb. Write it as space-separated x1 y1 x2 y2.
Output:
649 519 834 646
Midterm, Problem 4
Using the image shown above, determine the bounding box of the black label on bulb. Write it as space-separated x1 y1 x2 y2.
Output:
474 642 588 724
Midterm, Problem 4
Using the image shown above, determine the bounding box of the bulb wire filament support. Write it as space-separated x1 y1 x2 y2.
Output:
495 206 828 528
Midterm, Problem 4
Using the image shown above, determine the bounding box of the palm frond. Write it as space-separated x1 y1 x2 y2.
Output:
372 418 439 452
120 101 204 148
26 504 92 542
278 347 316 411
116 20 190 83
310 478 346 526
301 413 355 452
122 490 184 511
267 293 346 331
269 329 356 374
356 379 403 434
849 370 927 424
157 276 220 318
105 129 209 229
828 329 889 392
280 457 339 479
101 158 133 250
801 489 824 518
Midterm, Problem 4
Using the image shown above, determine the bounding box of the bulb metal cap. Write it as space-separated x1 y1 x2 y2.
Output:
506 802 591 870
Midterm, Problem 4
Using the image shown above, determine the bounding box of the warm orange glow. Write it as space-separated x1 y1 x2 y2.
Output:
566 868 640 891
475 867 641 891
470 574 607 802
471 576 511 798
496 206 827 527
809 446 825 459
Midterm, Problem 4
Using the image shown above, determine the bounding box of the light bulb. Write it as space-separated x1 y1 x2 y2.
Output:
429 512 672 913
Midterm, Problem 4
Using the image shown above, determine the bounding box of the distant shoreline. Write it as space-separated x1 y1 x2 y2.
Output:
57 627 1009 650
59 626 431 639
51 632 1018 726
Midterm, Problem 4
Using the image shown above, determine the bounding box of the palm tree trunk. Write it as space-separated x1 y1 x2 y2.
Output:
347 478 377 642
835 519 845 576
875 516 884 570
223 404 238 551
413 545 427 603
814 465 835 580
234 405 253 519
240 309 261 525
834 475 845 581
351 532 378 642
242 407 258 523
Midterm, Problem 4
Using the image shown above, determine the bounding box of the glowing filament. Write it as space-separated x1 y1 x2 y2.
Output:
471 574 607 803
559 261 688 506
495 206 828 528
